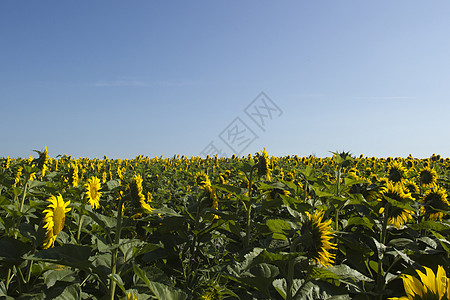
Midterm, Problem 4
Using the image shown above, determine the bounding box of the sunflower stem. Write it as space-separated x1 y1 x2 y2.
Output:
377 205 389 297
286 241 296 300
19 178 29 213
244 165 257 248
77 213 83 242
110 194 124 300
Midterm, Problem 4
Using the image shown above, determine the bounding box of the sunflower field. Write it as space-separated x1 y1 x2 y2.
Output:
1 147 450 299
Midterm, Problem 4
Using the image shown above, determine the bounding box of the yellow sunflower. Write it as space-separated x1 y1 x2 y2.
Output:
378 182 414 228
140 191 154 212
388 161 406 183
389 265 450 300
421 184 449 221
42 194 71 249
85 176 102 209
130 174 146 207
195 171 211 189
301 210 337 267
418 166 438 187
403 179 420 195
204 185 219 220
257 148 272 180
69 162 79 187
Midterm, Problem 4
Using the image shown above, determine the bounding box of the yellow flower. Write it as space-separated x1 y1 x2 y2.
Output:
378 182 414 228
204 185 219 220
388 161 406 183
421 185 449 221
125 291 138 300
85 176 102 209
418 166 438 187
195 171 211 188
140 192 154 212
257 148 271 180
302 210 337 267
389 265 450 299
42 194 71 249
2 156 10 169
14 166 23 187
69 162 79 187
130 174 146 208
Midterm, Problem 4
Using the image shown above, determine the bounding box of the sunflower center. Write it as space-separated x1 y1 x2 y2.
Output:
53 206 65 235
420 171 433 184
388 169 402 183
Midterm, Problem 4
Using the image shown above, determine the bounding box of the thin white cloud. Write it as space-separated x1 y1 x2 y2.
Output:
93 80 148 87
352 96 414 100
92 79 199 87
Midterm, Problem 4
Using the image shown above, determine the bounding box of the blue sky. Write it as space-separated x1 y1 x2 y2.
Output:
2 1 450 159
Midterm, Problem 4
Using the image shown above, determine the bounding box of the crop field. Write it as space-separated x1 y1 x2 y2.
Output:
1 147 450 299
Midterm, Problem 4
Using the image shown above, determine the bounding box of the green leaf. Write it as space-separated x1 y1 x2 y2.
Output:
214 183 242 195
0 238 32 265
106 179 121 190
133 264 187 300
383 195 414 211
266 219 291 240
409 220 450 232
327 264 374 282
109 273 126 294
236 263 280 297
346 216 374 230
26 245 92 268
43 269 75 288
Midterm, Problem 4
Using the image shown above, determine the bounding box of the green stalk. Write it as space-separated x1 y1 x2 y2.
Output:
244 165 256 248
286 242 296 300
18 179 29 214
334 166 342 231
110 195 124 300
77 213 84 242
377 205 389 298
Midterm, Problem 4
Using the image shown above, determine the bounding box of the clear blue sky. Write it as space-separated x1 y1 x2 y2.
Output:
2 1 450 159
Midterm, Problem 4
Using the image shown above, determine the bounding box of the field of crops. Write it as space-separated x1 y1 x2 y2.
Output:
1 147 450 299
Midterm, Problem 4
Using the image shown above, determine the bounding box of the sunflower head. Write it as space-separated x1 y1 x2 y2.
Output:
378 182 414 228
418 166 438 187
42 194 71 249
130 174 146 208
389 265 450 300
387 161 406 183
421 185 449 221
256 148 271 180
85 176 102 209
267 188 290 201
68 162 79 187
301 210 337 267
195 171 211 189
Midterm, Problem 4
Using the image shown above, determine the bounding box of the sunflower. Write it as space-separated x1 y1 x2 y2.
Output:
256 148 271 180
125 291 138 300
403 179 420 195
418 166 438 187
267 188 290 200
388 161 406 183
421 184 449 221
378 182 414 228
69 162 79 187
42 194 71 249
130 174 146 207
204 185 219 220
35 146 49 178
389 265 450 300
195 171 211 189
140 192 154 212
301 210 337 267
85 176 102 209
